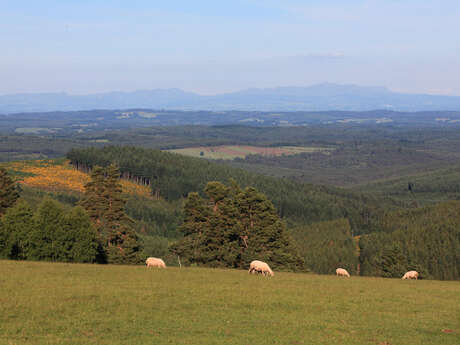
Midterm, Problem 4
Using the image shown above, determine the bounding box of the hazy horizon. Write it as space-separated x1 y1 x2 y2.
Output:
0 82 458 98
2 1 459 96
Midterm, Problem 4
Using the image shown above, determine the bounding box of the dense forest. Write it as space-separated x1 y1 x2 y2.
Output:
0 165 143 264
66 145 390 233
1 122 459 280
359 201 460 280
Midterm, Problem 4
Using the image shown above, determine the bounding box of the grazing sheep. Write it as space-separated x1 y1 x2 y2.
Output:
145 257 166 268
336 268 350 277
402 270 419 280
248 260 274 277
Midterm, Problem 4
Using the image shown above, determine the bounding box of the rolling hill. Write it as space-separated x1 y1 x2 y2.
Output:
2 83 460 113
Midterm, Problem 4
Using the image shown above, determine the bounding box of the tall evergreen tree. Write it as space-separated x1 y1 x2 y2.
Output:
172 181 303 271
171 192 210 263
0 167 20 216
235 186 303 270
80 164 142 264
79 166 107 229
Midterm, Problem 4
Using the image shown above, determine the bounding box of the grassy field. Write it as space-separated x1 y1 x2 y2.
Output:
168 145 330 160
1 261 459 345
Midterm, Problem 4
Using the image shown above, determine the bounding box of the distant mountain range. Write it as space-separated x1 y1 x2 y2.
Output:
2 83 460 113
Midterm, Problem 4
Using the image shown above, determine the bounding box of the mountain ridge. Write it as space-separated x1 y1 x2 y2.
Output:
2 83 460 113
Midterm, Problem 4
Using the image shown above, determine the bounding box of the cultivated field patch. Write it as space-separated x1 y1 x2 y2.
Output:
168 145 331 160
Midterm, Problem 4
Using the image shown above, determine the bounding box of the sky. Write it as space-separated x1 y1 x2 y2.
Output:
1 0 459 95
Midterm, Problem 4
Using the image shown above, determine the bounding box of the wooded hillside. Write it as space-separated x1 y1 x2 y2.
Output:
67 146 391 234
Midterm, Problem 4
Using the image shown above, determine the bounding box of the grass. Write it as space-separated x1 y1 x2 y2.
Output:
14 128 60 134
1 261 459 345
168 145 330 160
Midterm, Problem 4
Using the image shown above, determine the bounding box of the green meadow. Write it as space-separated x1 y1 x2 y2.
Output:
168 145 329 160
1 260 459 345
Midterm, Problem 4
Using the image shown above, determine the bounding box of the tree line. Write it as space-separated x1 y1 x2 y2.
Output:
2 154 459 280
66 146 390 235
0 165 143 264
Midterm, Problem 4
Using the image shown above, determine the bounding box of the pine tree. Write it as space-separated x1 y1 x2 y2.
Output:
104 164 142 264
79 166 107 229
378 243 408 278
171 192 210 263
235 187 303 271
80 164 142 264
0 167 20 216
173 181 304 271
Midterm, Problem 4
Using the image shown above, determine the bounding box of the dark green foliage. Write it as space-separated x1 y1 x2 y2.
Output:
292 218 358 275
140 235 169 260
172 181 304 271
126 197 182 238
0 167 20 216
0 200 35 259
359 201 460 280
27 198 98 263
67 146 390 235
378 243 408 278
60 206 99 263
79 164 142 264
1 198 99 263
27 198 64 261
354 164 460 206
79 166 107 228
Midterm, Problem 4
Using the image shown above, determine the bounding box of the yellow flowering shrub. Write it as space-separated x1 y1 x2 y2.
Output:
6 160 151 198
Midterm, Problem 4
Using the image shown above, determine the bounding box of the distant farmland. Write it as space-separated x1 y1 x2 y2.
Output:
168 145 331 160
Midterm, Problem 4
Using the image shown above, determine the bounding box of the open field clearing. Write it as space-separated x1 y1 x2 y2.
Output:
1 261 459 345
168 145 331 160
0 159 151 198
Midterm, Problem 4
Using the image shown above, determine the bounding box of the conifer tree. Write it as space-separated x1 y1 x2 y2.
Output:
173 181 304 271
80 164 142 264
0 167 20 216
79 166 107 229
171 192 209 263
235 187 303 270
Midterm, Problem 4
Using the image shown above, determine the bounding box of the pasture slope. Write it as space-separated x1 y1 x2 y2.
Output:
168 145 329 160
1 261 459 345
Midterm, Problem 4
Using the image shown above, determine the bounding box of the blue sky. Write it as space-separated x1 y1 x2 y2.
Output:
1 0 459 95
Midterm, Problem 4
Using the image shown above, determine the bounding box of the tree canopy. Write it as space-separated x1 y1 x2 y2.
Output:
0 167 20 216
79 164 142 264
172 181 304 271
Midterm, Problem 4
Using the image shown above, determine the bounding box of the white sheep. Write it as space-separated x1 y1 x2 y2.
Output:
402 270 419 280
145 257 166 268
248 260 274 277
336 268 350 277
